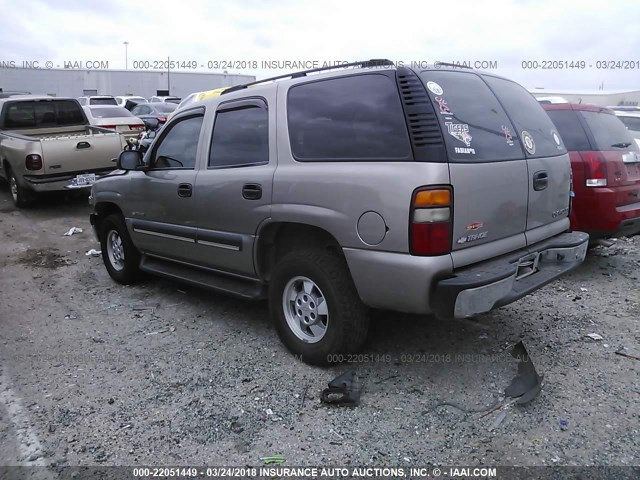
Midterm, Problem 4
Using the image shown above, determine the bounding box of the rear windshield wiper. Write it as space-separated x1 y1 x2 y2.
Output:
611 142 632 148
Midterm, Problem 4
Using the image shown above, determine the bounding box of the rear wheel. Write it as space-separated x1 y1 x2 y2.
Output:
7 168 35 208
269 248 369 365
99 214 141 284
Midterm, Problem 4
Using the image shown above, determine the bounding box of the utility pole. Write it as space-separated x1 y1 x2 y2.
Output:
123 41 129 70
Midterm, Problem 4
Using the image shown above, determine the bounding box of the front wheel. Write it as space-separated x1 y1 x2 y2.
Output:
269 248 370 365
99 214 141 284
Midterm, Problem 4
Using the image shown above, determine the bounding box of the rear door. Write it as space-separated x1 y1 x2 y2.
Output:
418 70 529 260
483 75 571 245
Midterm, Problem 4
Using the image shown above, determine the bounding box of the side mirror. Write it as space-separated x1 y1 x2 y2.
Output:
118 150 144 170
144 118 159 130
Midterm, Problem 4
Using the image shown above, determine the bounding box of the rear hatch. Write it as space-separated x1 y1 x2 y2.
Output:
577 108 640 205
418 70 570 265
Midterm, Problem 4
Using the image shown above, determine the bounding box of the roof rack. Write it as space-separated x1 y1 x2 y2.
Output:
435 62 473 70
220 58 395 95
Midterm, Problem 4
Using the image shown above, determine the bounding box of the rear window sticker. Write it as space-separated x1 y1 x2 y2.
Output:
446 122 472 147
551 130 562 149
434 96 451 115
521 130 536 155
426 81 444 95
502 125 514 146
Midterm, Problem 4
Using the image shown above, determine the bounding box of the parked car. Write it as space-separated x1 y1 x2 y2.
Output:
0 91 32 98
0 96 126 207
149 96 181 104
90 60 588 364
536 96 569 105
115 96 148 108
168 88 226 120
78 96 118 106
130 102 177 125
544 103 640 239
614 111 640 148
82 105 145 140
607 106 640 112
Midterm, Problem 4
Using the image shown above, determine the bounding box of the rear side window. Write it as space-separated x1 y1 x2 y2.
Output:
209 105 269 168
579 111 640 152
287 74 411 161
3 100 85 128
545 110 591 151
617 115 640 132
89 98 118 105
483 75 567 158
419 71 523 162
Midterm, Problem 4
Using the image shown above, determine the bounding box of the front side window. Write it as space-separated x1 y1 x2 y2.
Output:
151 115 204 169
287 74 411 161
209 104 269 168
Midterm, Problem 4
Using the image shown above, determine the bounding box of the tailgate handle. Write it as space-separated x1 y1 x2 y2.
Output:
177 183 192 198
242 183 262 200
533 171 548 191
76 141 91 149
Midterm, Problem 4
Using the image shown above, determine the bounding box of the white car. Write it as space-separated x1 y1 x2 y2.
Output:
115 96 148 107
78 95 118 106
82 105 145 140
149 95 181 104
614 111 640 149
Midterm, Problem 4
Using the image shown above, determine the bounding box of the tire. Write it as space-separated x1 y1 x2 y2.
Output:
99 214 141 285
7 167 35 208
269 248 370 365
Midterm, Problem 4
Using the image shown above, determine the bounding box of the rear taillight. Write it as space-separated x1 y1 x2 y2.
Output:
130 125 144 131
583 152 607 187
410 186 452 256
101 125 117 130
25 154 42 171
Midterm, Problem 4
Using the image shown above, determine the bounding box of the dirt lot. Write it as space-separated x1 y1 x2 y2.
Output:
0 185 639 471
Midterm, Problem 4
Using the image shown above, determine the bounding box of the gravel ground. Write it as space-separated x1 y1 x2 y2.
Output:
0 186 639 470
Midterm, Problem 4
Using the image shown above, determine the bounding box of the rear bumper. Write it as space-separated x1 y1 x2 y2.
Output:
572 186 640 238
22 168 116 192
432 231 589 319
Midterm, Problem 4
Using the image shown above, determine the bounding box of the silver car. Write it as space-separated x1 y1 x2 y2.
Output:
90 60 589 365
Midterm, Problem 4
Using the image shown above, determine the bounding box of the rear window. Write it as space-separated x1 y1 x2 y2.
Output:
419 71 524 162
3 100 85 129
483 75 567 158
287 74 411 161
88 107 133 118
153 103 177 113
545 110 591 151
89 97 118 105
618 115 640 132
579 111 640 151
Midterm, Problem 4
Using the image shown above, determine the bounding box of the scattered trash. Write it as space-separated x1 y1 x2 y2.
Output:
63 227 83 236
145 327 173 336
265 408 274 416
504 341 544 405
560 419 569 431
260 454 285 465
615 346 640 361
586 333 604 341
580 287 588 292
300 385 309 408
85 249 101 257
489 410 508 431
64 314 77 320
320 370 362 405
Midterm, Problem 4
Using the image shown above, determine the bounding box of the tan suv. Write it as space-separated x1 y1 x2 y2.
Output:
90 60 589 364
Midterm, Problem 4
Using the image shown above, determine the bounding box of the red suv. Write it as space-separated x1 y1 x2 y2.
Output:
543 104 640 239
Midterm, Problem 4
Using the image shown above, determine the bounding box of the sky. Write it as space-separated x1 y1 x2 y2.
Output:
0 0 639 91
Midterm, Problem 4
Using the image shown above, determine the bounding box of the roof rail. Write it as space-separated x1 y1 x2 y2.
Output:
220 58 395 95
435 62 473 70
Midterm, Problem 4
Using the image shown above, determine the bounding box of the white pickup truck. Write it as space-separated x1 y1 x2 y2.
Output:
0 96 126 207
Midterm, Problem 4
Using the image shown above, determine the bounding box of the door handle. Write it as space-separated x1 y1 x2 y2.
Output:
76 141 91 149
177 183 193 197
242 183 262 200
533 171 548 191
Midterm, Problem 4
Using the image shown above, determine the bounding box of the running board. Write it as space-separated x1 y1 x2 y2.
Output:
139 255 266 300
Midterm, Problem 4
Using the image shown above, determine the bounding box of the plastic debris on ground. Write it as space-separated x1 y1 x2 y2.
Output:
321 370 362 406
586 333 604 341
504 341 544 405
85 249 101 257
63 227 83 236
260 454 285 465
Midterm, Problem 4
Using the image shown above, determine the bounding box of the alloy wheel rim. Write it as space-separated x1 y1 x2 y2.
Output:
282 276 329 343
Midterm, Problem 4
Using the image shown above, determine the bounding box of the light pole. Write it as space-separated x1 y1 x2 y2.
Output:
123 41 129 70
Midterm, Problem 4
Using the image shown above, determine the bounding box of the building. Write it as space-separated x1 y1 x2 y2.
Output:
529 89 640 107
0 68 255 98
